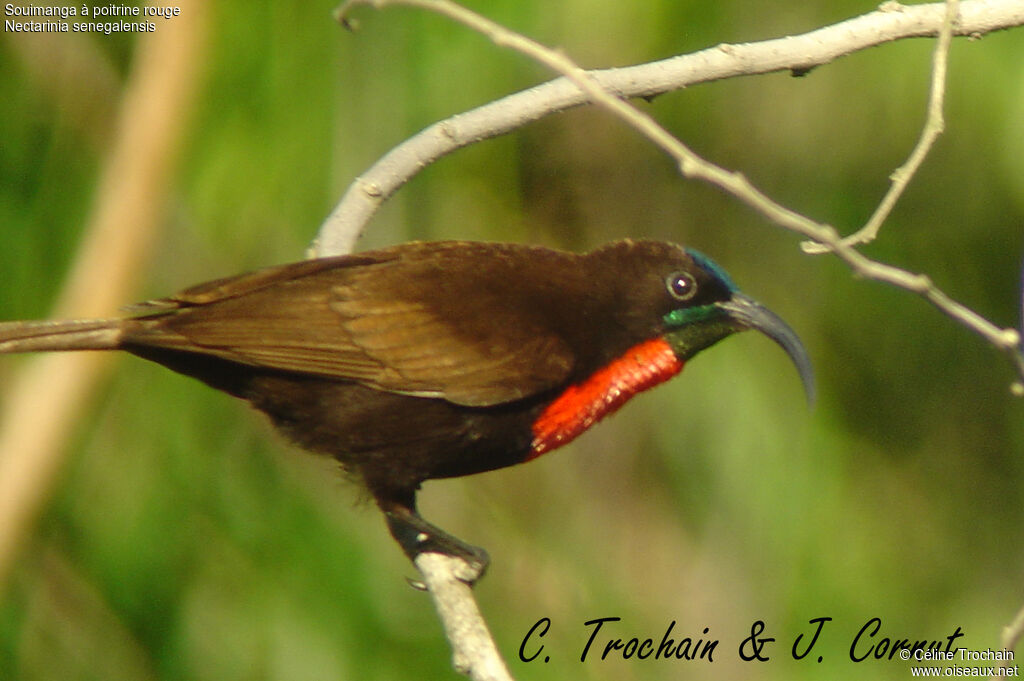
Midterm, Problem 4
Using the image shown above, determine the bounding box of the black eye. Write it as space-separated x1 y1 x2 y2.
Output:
666 271 698 301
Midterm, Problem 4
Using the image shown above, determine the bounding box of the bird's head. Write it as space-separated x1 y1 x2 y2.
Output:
654 246 815 404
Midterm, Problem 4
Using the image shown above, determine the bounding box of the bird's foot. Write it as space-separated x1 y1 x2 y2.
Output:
385 510 490 585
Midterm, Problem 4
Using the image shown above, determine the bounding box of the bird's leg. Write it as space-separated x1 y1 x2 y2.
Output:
380 498 490 584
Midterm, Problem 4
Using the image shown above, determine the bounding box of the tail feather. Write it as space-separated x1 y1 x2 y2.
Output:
0 319 124 354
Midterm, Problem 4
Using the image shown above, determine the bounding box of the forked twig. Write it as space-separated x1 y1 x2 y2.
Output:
803 0 961 253
333 0 1023 381
319 0 1024 256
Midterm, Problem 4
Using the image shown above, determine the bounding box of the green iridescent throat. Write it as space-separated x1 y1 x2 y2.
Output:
662 304 722 328
662 303 737 362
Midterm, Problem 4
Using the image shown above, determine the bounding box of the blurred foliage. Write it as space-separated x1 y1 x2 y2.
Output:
1 0 1023 679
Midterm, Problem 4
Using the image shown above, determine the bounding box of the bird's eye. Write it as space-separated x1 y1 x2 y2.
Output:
666 271 698 301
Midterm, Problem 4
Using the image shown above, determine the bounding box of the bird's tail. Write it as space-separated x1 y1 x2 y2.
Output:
0 318 124 354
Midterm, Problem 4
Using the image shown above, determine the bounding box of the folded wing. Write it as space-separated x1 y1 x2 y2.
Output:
124 243 576 407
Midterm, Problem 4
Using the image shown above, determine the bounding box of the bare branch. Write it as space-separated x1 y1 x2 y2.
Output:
326 1 1024 676
415 554 513 681
319 0 1024 256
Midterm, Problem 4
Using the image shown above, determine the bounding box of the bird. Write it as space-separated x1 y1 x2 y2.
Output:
0 239 813 578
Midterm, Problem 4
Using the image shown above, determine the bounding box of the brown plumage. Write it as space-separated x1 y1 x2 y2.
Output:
0 239 812 576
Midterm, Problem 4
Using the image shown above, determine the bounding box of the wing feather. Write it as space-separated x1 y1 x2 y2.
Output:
124 242 578 406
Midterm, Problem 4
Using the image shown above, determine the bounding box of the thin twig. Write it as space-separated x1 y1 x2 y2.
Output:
803 0 961 253
991 600 1024 679
319 0 1024 256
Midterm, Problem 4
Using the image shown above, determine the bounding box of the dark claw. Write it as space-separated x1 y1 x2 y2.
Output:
405 577 428 591
385 510 490 584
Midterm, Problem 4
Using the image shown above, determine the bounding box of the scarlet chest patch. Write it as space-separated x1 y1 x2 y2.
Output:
528 338 683 459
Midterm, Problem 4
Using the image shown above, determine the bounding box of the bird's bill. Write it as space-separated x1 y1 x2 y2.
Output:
717 293 816 404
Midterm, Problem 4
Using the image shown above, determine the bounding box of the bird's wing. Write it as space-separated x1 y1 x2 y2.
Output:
125 244 577 407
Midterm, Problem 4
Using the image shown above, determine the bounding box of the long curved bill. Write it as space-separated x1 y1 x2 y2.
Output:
718 293 816 405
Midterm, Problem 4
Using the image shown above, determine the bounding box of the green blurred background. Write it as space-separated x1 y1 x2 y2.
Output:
1 1 1023 679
